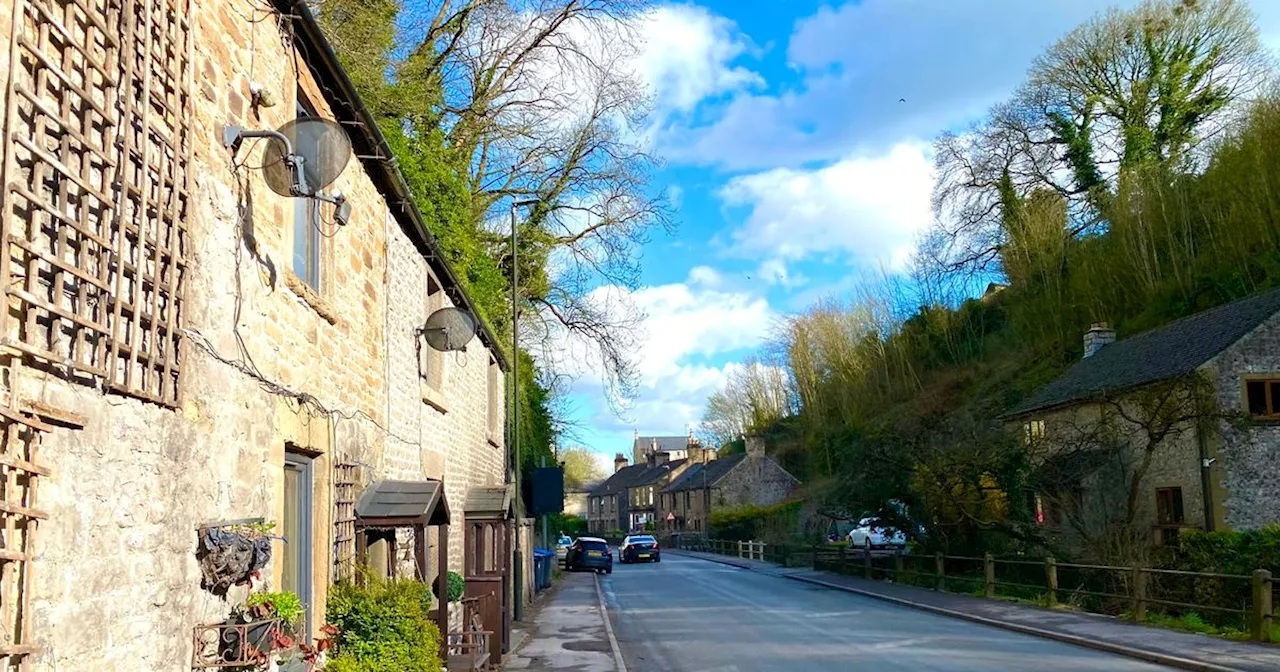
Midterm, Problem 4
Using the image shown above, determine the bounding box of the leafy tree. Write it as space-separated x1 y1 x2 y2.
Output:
559 447 605 490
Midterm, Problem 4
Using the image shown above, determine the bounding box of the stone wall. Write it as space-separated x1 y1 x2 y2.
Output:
1207 309 1280 531
0 0 510 669
715 456 800 509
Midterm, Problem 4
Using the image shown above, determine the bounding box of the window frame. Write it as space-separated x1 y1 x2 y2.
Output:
292 89 323 291
420 271 446 399
486 356 501 444
1242 376 1280 420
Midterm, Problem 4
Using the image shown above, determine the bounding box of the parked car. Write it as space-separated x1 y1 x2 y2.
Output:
619 535 660 564
565 537 613 574
847 517 907 550
555 535 573 564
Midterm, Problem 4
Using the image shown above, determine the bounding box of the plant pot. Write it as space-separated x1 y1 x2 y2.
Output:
218 617 279 663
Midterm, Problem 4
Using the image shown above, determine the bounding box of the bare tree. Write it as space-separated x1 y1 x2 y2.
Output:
930 0 1270 276
319 0 671 405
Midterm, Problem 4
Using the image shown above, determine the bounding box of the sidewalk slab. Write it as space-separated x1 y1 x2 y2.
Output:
671 549 1280 672
503 572 618 672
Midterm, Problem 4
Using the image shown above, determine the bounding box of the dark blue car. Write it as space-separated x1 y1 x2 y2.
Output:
565 537 613 574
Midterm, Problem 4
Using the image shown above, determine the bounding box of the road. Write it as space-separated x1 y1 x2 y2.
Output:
599 553 1172 672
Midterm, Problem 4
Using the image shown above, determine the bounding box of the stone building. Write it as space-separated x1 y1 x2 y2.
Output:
624 451 692 531
631 430 701 464
1005 288 1280 550
0 0 519 669
586 456 641 534
657 436 799 535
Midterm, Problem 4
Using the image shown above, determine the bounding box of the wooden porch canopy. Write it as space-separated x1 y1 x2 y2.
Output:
355 479 451 642
464 484 514 519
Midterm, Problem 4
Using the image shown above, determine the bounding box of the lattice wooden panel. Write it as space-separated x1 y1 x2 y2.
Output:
333 462 358 580
0 406 51 671
0 0 192 406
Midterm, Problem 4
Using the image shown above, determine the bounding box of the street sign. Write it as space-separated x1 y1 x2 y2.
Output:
666 512 675 522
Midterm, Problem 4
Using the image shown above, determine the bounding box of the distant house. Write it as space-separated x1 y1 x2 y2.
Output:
586 455 642 534
1004 288 1280 547
632 431 702 464
657 435 800 534
564 480 597 518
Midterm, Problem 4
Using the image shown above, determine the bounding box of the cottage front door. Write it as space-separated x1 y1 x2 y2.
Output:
464 519 509 659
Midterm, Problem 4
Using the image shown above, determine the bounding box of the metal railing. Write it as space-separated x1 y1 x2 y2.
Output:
684 539 1275 642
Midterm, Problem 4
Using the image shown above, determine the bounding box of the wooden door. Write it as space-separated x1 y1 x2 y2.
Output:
465 519 509 659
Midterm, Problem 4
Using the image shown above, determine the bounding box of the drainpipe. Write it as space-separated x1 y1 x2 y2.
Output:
1196 417 1216 532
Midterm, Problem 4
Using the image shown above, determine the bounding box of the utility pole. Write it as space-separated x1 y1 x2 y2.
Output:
510 199 537 622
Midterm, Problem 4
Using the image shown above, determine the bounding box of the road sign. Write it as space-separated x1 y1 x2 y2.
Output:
666 512 675 522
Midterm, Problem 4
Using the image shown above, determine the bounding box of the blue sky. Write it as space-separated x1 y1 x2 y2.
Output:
554 0 1280 473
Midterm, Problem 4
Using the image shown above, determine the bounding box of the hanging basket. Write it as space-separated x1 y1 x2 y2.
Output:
197 523 273 595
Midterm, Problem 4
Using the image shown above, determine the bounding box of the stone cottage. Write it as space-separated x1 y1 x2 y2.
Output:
1004 288 1280 551
0 0 520 669
657 435 800 535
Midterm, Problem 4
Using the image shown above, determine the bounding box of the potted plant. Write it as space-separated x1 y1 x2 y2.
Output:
219 590 304 663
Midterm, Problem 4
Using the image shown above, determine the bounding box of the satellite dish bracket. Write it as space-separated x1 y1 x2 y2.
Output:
224 124 349 224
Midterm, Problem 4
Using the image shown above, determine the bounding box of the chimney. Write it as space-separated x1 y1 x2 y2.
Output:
654 451 670 466
1083 322 1115 359
745 434 765 459
646 450 656 467
613 453 628 473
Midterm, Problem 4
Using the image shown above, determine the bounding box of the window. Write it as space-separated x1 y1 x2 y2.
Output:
647 487 653 505
1244 378 1280 419
684 491 691 509
420 272 445 393
487 356 500 440
293 90 322 290
1155 487 1185 544
283 451 315 637
1023 420 1046 444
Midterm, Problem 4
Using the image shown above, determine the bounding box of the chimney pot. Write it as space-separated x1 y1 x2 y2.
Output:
1083 322 1116 359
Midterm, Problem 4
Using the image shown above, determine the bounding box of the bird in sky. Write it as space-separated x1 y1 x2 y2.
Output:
899 98 906 103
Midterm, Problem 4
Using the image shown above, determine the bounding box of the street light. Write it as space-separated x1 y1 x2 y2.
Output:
509 198 538 623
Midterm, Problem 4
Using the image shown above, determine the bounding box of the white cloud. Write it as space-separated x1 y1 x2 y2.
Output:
687 265 723 288
633 5 763 115
756 258 807 287
719 141 935 269
552 269 776 435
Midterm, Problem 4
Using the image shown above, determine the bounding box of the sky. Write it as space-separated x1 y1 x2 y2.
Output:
553 0 1280 475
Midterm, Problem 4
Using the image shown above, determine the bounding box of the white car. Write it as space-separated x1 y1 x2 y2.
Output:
555 535 573 564
847 517 907 550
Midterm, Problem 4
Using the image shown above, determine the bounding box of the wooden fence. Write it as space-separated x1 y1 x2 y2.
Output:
682 539 1275 642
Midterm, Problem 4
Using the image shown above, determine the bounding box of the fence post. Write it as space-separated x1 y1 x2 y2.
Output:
863 544 872 579
759 542 766 561
935 552 946 591
984 553 996 599
1253 569 1273 642
894 552 904 581
738 540 744 559
1045 557 1058 607
1131 566 1147 622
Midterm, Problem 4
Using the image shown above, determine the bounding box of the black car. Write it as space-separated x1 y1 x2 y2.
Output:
565 537 613 574
620 535 660 563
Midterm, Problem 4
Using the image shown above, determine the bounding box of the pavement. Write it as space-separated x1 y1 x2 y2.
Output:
672 549 1280 672
509 552 1216 671
503 569 624 672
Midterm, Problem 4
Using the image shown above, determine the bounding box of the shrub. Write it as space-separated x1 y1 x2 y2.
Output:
710 501 803 541
245 590 305 629
447 571 465 603
325 578 441 672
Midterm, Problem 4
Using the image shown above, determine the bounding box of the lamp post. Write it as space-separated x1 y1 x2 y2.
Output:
509 199 537 622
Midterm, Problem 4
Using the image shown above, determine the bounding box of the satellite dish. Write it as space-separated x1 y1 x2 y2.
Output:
223 119 355 226
422 307 478 352
261 118 352 197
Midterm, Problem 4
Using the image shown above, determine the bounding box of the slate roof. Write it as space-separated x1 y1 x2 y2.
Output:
661 454 747 493
1005 287 1280 418
589 463 652 496
631 459 688 487
464 484 513 518
634 436 689 454
355 480 449 525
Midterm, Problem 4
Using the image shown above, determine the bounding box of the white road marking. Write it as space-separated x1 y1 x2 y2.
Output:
594 572 628 672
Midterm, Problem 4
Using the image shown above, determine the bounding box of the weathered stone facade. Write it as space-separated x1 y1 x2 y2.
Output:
1205 309 1280 531
0 0 512 669
656 437 800 535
